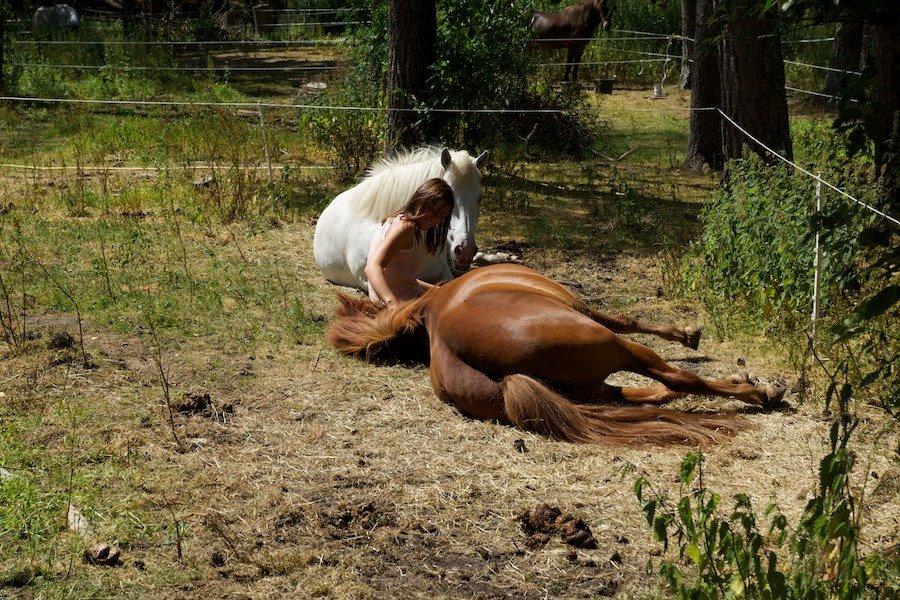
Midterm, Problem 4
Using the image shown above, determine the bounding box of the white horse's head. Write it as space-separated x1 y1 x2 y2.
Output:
438 147 489 268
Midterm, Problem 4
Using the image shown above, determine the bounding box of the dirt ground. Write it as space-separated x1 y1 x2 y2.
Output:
2 213 897 598
1 73 897 596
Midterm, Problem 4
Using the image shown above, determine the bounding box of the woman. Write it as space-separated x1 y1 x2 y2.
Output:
365 178 455 305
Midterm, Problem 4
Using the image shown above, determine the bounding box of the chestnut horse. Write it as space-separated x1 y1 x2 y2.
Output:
529 0 613 82
327 264 785 446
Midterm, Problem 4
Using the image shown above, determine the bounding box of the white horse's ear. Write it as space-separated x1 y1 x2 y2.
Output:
440 148 452 169
475 150 489 168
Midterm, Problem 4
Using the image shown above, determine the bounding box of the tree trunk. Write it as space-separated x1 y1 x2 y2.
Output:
718 0 792 163
872 21 898 187
679 0 696 90
0 3 5 96
122 0 137 36
823 22 863 97
386 0 437 152
685 0 722 170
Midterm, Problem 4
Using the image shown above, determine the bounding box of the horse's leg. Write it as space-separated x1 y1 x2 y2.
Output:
429 339 505 421
568 382 685 405
571 43 586 81
585 308 702 349
563 46 575 81
616 338 782 407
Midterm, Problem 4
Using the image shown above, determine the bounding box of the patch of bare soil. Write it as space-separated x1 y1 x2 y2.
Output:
2 222 897 599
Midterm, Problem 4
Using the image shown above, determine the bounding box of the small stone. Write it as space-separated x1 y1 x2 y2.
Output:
193 175 215 188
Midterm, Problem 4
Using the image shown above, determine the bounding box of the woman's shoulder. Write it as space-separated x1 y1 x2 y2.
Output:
386 215 416 234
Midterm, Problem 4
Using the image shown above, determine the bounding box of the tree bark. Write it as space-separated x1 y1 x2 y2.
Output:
872 21 898 185
685 0 722 170
679 0 696 90
824 22 863 97
718 0 792 163
386 0 437 152
0 3 5 96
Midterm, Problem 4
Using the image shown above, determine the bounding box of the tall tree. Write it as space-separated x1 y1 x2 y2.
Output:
680 0 697 90
685 0 723 170
824 22 863 97
718 0 792 162
0 2 5 96
872 21 898 181
386 0 437 151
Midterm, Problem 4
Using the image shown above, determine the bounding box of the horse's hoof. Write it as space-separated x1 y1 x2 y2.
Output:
763 382 787 407
684 327 702 350
726 371 750 385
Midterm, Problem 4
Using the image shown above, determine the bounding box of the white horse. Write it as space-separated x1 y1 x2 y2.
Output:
33 4 79 31
314 147 488 292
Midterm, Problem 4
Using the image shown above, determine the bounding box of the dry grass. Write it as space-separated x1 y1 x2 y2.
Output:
1 89 897 599
1 218 897 599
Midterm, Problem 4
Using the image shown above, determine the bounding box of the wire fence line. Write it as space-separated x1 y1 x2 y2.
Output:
715 109 897 227
0 95 714 114
10 62 342 72
0 162 334 172
785 60 862 75
10 38 348 46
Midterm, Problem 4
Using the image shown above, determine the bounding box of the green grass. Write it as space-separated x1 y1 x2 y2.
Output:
2 215 326 346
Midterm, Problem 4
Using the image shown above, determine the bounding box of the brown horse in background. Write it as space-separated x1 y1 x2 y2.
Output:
529 0 614 82
327 265 785 446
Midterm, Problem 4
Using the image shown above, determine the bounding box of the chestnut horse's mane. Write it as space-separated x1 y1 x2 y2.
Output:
326 293 430 363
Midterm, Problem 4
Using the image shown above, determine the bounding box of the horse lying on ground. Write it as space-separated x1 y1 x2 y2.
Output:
327 264 785 446
529 0 613 82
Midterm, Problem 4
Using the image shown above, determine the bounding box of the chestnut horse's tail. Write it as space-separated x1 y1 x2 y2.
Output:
326 293 428 363
500 374 744 446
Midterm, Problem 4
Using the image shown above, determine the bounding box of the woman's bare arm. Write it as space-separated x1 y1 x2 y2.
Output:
364 221 415 304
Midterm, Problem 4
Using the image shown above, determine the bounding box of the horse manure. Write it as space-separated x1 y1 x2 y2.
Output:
517 504 598 550
175 391 233 423
47 330 75 350
319 500 394 538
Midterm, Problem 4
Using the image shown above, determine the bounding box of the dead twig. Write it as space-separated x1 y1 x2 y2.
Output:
17 240 88 365
147 317 184 452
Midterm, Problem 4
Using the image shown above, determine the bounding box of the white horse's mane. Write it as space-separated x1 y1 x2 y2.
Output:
349 146 475 222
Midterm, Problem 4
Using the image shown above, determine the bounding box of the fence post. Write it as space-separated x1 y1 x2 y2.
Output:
257 101 274 191
251 2 259 36
811 173 823 343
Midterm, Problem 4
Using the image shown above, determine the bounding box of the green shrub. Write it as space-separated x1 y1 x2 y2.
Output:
682 151 874 337
625 432 898 600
